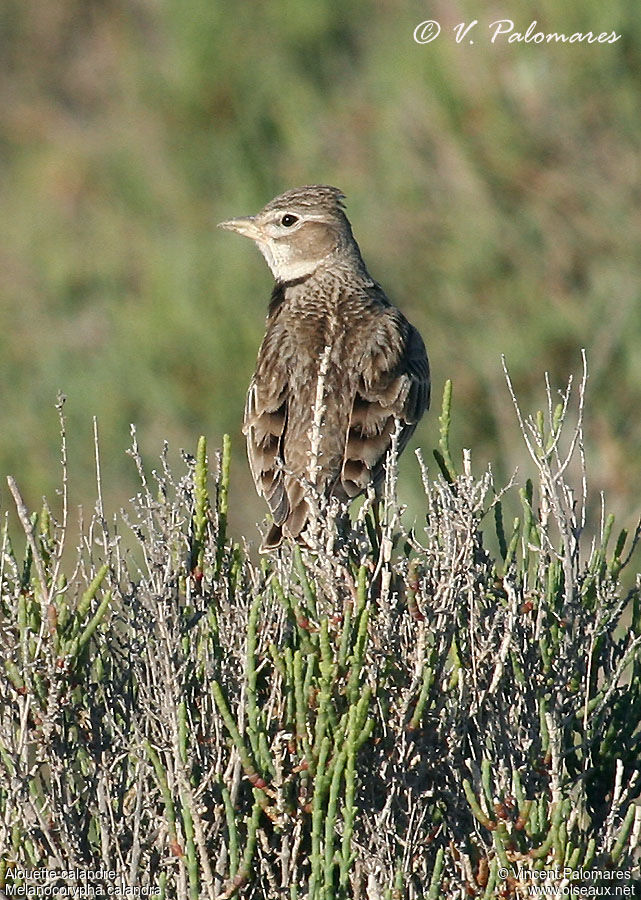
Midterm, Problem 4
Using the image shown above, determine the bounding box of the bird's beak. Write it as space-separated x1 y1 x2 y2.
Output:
217 216 263 241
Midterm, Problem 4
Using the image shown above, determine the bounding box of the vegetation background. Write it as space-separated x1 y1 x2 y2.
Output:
1 0 640 542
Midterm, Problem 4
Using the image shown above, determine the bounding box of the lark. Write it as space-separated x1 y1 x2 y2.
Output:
219 185 430 550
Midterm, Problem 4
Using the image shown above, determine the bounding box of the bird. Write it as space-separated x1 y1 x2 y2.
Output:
218 185 430 551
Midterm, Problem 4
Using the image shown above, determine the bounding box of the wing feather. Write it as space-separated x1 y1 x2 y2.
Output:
340 311 430 498
243 331 291 538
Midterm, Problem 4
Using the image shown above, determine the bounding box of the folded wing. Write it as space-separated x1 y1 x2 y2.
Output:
243 324 292 549
340 311 430 498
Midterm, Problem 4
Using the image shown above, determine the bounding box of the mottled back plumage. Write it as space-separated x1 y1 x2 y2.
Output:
219 185 430 550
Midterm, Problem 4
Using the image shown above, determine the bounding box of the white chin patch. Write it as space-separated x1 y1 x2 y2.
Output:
258 243 316 282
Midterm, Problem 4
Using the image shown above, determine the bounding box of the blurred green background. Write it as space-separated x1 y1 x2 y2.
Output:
1 0 639 544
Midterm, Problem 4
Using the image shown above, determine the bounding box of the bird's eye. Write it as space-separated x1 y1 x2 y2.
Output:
281 214 298 227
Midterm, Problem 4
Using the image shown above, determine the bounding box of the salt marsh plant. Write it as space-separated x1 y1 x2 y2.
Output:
1 361 639 898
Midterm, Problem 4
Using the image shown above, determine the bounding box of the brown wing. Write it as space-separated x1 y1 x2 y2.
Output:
243 323 291 549
340 311 430 498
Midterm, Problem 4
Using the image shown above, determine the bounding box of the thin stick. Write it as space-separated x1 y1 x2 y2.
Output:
49 393 69 600
6 475 49 603
309 344 332 487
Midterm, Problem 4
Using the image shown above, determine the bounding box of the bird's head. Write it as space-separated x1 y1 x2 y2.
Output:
218 185 363 282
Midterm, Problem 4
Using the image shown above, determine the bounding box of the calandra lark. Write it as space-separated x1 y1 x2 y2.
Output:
219 185 430 550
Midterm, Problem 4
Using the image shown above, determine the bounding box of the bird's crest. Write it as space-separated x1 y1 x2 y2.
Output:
262 185 346 214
